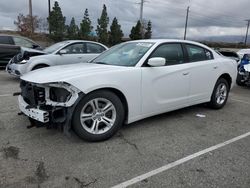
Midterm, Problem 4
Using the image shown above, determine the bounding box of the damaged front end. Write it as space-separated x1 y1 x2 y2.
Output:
238 64 250 86
18 80 83 133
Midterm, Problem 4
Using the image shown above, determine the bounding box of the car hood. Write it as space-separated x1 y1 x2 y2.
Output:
21 63 129 84
13 47 47 63
21 47 45 54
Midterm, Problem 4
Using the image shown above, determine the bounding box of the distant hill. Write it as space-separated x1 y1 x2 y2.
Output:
194 35 247 44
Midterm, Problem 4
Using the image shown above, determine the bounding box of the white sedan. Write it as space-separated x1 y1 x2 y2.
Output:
18 39 237 141
6 40 108 77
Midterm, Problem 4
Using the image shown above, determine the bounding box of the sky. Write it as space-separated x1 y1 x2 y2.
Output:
0 0 249 41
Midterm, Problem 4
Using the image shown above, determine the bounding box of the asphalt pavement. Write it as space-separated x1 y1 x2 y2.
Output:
0 70 249 188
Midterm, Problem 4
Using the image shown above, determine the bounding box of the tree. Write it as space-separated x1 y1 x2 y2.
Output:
129 20 142 40
109 17 123 45
80 9 93 39
96 4 109 45
47 1 66 41
144 20 152 39
67 17 79 39
14 14 39 36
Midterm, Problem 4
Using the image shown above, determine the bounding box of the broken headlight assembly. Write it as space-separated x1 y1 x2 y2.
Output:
44 82 81 107
49 87 71 103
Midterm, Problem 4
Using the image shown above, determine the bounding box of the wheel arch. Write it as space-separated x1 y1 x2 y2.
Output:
218 73 232 89
84 87 129 123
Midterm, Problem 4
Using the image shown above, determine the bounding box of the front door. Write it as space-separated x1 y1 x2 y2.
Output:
141 43 190 115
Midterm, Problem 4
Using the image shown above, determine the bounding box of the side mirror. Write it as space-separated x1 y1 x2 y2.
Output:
147 57 166 67
58 49 67 55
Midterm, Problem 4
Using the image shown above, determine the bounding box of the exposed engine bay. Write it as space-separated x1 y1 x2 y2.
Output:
19 80 82 132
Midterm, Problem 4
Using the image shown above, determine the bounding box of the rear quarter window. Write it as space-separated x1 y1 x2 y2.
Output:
186 44 213 62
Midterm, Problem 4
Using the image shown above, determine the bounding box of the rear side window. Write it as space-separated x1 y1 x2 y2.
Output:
86 43 106 53
186 44 213 62
150 43 184 66
0 36 12 45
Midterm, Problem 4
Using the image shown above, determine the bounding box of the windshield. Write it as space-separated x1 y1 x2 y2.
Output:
91 42 154 66
44 41 70 53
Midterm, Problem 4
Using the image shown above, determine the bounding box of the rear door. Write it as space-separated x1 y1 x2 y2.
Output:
184 44 220 103
141 43 191 115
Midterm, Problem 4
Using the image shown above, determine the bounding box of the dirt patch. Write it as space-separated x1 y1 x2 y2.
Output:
26 161 49 184
2 146 19 159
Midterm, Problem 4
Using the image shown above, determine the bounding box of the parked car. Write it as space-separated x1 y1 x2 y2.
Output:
6 40 108 77
0 44 20 68
236 54 250 86
0 34 42 67
218 50 241 64
18 39 237 141
237 48 250 59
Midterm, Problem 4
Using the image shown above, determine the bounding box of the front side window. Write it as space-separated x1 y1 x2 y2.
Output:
13 37 34 48
149 43 184 66
186 44 213 62
86 43 106 53
91 42 154 66
62 43 86 54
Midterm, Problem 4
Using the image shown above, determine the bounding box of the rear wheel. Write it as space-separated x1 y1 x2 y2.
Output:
72 90 125 142
208 78 229 109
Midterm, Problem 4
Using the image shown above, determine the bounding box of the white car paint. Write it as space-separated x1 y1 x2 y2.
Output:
237 48 250 58
20 39 237 125
244 64 250 72
6 40 108 77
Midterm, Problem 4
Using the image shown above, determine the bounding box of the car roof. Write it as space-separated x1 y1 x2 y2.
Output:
64 40 108 48
238 49 250 52
126 39 212 50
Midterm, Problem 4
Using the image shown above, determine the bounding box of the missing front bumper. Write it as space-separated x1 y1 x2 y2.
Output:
18 95 49 123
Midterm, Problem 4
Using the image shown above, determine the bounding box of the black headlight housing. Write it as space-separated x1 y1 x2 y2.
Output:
49 87 71 103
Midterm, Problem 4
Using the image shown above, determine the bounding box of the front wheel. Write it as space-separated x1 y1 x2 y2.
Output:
208 78 229 109
72 90 125 142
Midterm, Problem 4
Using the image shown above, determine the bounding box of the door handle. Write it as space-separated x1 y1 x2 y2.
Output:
78 57 83 59
183 72 189 76
213 66 218 69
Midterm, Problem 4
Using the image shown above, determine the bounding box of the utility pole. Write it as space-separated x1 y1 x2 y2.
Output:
140 0 144 38
48 0 51 34
140 0 144 24
244 19 250 46
29 0 34 34
184 6 190 40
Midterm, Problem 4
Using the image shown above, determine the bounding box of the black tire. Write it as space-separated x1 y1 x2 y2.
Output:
72 90 125 142
208 78 229 109
32 64 48 71
236 73 246 86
